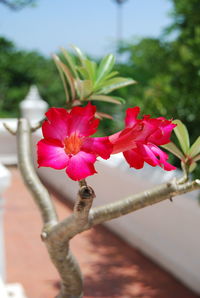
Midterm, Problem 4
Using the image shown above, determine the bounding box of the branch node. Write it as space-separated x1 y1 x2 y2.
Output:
31 118 45 132
41 231 48 241
79 186 95 200
78 179 87 188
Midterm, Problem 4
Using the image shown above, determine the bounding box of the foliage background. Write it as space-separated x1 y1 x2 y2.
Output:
0 0 199 171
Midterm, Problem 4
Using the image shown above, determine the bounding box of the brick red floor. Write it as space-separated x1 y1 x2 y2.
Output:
3 167 200 298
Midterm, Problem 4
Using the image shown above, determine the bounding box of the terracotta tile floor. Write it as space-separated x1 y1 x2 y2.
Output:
3 167 199 298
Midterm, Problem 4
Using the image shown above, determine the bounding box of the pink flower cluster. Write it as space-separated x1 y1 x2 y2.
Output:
109 106 176 171
37 103 176 181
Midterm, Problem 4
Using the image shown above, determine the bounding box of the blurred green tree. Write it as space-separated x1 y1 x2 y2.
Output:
117 0 200 143
0 36 65 117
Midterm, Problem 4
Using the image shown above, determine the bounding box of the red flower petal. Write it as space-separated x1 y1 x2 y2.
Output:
37 139 69 169
42 108 70 142
123 149 144 169
123 143 176 171
125 106 140 127
66 151 97 181
139 144 160 167
110 106 176 171
69 103 99 137
82 137 113 159
148 144 176 170
109 127 141 154
148 121 176 145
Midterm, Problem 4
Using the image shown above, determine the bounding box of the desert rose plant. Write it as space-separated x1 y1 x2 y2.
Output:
5 46 200 298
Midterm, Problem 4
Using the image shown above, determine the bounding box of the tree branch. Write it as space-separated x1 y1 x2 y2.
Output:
90 178 200 225
30 118 45 132
46 185 95 241
74 186 95 224
45 242 83 298
42 186 95 298
16 118 90 297
45 178 200 240
3 122 16 135
17 118 58 228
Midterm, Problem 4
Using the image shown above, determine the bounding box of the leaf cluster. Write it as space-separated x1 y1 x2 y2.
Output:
163 120 200 176
53 46 136 110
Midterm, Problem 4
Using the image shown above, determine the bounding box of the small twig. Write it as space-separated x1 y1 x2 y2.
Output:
89 178 200 226
3 122 16 135
74 186 95 224
78 179 87 187
48 178 200 240
31 118 45 132
178 162 189 184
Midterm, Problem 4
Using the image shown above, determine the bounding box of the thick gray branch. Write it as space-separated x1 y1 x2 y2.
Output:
47 178 200 240
90 178 200 225
17 118 58 228
46 242 83 298
74 186 95 224
47 185 95 241
41 185 95 297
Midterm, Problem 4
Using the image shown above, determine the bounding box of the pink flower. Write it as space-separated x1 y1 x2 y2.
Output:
109 107 176 171
37 103 113 181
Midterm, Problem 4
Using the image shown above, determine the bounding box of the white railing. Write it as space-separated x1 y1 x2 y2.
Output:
0 165 26 297
0 163 11 280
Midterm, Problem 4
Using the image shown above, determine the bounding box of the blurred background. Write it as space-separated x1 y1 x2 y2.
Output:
1 0 200 149
1 1 200 297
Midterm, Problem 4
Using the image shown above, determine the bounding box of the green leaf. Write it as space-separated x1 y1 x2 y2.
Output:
75 79 82 99
188 136 200 158
77 66 89 79
97 77 136 94
161 142 184 159
75 80 93 100
84 59 97 82
60 47 78 78
95 54 115 85
189 162 197 173
193 154 200 162
71 45 86 64
81 80 93 99
173 120 190 154
54 56 76 100
53 55 69 102
104 71 119 80
88 94 124 104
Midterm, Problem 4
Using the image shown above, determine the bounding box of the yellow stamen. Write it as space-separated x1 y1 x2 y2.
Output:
64 134 83 155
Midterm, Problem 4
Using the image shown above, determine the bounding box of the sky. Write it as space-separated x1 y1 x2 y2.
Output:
0 0 172 58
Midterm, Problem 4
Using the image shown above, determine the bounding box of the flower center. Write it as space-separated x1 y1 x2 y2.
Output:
64 134 83 156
